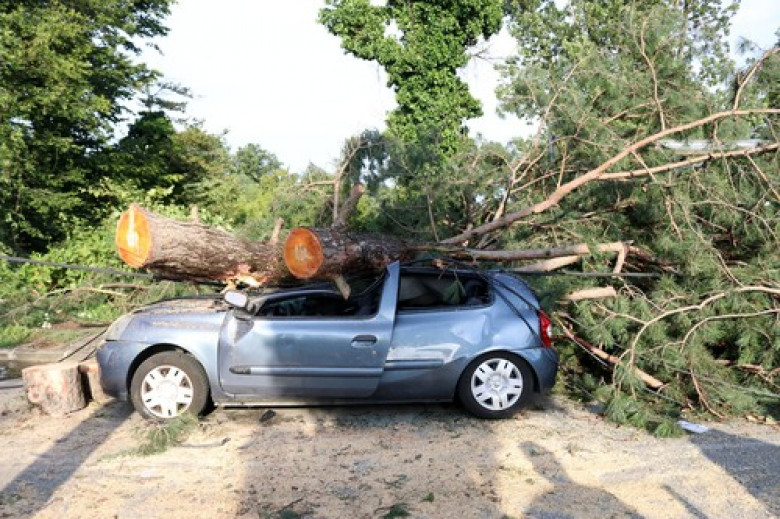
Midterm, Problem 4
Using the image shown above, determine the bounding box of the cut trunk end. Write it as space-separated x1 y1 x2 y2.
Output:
116 204 151 268
283 227 412 280
284 228 325 279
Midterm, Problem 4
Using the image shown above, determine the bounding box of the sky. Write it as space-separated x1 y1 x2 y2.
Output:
140 0 779 172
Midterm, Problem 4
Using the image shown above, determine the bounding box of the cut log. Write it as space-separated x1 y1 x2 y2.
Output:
564 287 618 301
22 362 87 416
515 256 581 273
284 227 413 279
78 359 111 404
116 204 286 284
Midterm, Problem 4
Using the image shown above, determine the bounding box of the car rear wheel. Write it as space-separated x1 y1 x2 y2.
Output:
130 351 210 420
458 353 533 419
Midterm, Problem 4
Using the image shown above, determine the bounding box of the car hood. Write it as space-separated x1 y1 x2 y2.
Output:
131 296 227 316
105 297 228 343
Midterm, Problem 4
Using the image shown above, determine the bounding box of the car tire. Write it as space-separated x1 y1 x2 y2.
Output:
130 351 210 420
457 352 533 419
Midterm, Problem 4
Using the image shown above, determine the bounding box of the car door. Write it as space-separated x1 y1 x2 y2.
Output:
218 262 399 399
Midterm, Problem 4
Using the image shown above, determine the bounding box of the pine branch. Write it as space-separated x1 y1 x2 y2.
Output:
414 241 628 262
733 46 779 109
598 142 779 180
442 109 780 245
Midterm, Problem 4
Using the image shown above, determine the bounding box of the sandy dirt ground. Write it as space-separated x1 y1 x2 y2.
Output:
0 385 777 519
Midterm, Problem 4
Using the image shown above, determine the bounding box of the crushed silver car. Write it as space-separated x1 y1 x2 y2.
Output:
98 262 558 420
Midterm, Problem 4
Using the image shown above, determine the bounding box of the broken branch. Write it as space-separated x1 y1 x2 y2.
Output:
443 109 780 244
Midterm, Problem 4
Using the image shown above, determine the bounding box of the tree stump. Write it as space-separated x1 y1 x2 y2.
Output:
78 359 111 404
22 362 87 416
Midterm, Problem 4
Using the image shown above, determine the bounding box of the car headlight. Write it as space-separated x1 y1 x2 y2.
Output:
105 314 133 341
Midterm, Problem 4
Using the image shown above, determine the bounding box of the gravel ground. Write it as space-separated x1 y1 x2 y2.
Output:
0 385 777 519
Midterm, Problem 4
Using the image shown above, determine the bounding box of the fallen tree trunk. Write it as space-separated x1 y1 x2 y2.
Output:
116 204 286 284
284 229 631 280
116 206 635 284
284 227 412 279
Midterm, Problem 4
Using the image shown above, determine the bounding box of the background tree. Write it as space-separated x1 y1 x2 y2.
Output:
319 0 503 158
0 0 174 253
231 143 283 183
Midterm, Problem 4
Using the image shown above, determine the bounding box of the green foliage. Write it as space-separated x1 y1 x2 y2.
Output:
0 0 174 252
504 0 737 86
652 419 684 438
0 215 201 336
380 503 411 519
105 114 230 208
319 0 503 158
491 1 779 429
0 324 30 349
131 413 198 456
195 164 330 241
231 143 282 183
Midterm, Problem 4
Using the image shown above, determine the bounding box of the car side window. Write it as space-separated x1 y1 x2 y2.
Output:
397 272 491 311
257 291 379 318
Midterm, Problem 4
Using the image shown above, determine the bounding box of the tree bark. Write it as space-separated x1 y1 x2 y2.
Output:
22 362 87 416
283 227 412 279
116 204 286 283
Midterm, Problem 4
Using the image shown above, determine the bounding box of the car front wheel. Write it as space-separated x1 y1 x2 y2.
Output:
130 351 210 420
458 353 533 419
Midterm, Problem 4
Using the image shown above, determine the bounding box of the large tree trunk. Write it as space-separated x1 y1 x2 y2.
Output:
116 206 634 284
283 227 413 280
116 204 285 284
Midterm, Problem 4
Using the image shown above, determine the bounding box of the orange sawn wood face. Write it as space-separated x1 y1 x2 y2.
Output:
116 205 151 268
283 227 324 279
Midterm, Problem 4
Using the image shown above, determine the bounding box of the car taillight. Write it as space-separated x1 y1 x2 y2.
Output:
538 311 553 348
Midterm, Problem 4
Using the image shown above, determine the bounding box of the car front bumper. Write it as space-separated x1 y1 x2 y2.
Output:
96 339 151 401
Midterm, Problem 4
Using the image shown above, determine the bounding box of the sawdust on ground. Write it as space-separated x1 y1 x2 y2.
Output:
0 387 777 519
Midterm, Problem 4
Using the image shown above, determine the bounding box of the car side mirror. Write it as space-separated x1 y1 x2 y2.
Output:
224 290 249 310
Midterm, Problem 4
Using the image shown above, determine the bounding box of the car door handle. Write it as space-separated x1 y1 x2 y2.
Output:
351 335 377 347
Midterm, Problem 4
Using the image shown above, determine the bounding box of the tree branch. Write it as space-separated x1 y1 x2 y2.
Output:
598 143 779 180
733 47 779 109
442 109 780 244
412 241 628 262
332 183 365 230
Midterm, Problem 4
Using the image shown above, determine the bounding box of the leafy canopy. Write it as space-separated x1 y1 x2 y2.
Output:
0 0 174 252
319 0 503 157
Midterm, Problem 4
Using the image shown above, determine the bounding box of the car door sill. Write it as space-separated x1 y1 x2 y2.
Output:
229 366 383 377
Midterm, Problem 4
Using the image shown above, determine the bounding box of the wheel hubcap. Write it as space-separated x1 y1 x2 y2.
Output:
140 365 194 418
471 358 523 411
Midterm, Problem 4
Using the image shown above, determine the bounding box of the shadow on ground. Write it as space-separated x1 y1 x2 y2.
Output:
689 429 780 516
521 441 643 519
0 402 131 516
